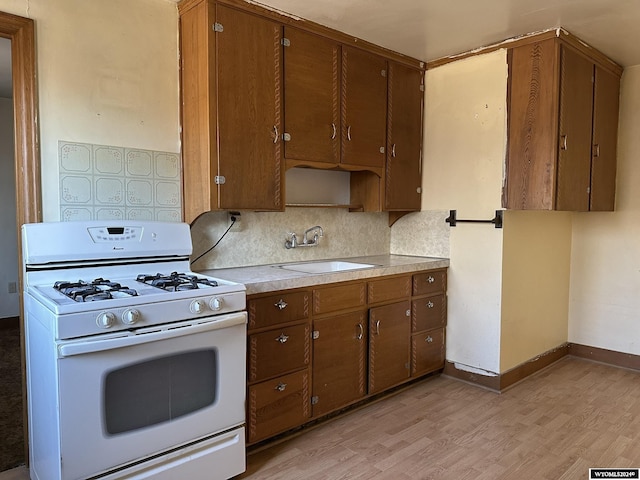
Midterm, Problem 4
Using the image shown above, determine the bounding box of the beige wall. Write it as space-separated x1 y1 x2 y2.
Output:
1 0 181 221
422 50 507 374
569 66 640 356
500 211 572 371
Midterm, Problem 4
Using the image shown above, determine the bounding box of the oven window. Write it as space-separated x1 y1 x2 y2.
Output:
104 349 218 435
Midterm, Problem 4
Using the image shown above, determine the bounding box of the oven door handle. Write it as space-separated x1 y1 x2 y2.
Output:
58 312 247 358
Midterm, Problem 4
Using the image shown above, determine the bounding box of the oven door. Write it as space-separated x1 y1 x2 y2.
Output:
56 312 246 480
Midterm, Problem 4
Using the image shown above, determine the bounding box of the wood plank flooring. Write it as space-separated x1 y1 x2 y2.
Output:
2 357 638 480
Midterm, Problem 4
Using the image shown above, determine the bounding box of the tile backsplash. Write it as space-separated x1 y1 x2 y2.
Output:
59 141 182 222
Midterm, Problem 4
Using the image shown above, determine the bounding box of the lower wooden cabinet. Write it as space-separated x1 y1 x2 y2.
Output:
368 301 411 394
246 268 447 446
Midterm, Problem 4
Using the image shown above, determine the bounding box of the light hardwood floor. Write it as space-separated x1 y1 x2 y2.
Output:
3 357 639 480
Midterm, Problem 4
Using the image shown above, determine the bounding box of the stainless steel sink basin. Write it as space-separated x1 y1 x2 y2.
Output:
275 260 378 274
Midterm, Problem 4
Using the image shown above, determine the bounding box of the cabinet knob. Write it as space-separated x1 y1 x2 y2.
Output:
427 301 434 309
593 144 600 158
425 335 433 343
274 299 288 310
275 383 287 392
276 333 289 344
427 276 435 284
560 134 568 150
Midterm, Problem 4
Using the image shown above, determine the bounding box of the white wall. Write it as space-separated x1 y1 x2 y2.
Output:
1 0 181 221
0 97 19 319
422 50 507 374
569 66 640 356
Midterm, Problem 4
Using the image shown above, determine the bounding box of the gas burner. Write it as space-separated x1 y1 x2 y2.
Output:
136 272 219 292
54 279 138 302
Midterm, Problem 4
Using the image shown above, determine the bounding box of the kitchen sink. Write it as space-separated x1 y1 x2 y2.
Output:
275 260 379 274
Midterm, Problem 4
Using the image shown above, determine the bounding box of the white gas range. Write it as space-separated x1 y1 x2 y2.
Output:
22 221 247 480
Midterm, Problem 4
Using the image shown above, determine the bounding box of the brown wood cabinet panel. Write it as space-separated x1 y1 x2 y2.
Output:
341 46 387 168
590 65 620 211
247 369 311 444
505 39 559 210
312 311 367 417
313 282 366 316
556 45 594 212
248 291 310 330
411 329 445 377
412 270 447 296
216 5 284 210
368 301 411 394
385 62 423 211
368 275 411 305
248 323 310 383
412 294 447 333
283 27 340 164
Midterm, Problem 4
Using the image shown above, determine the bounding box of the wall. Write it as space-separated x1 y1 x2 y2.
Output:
569 66 640 356
421 50 507 374
1 0 181 221
0 97 19 319
500 210 572 371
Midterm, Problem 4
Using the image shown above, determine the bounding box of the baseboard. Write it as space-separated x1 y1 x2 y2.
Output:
568 343 640 371
446 343 640 392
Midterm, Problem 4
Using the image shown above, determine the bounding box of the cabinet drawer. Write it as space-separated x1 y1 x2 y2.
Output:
412 270 447 296
248 323 310 383
411 329 445 377
412 294 446 332
248 291 310 330
247 370 311 444
313 282 366 315
368 276 411 304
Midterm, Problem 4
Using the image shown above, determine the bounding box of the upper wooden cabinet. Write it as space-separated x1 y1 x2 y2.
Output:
180 2 285 222
504 34 622 211
386 62 424 211
179 0 425 221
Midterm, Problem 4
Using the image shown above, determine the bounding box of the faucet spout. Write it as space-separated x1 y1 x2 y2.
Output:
303 225 324 245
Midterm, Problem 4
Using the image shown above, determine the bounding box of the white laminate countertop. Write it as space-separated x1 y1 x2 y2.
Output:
198 255 450 295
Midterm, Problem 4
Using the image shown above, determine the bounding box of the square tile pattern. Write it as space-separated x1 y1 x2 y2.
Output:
59 141 182 222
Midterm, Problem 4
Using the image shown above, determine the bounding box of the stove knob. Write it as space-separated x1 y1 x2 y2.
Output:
96 312 116 329
190 300 207 314
122 309 141 325
209 297 224 311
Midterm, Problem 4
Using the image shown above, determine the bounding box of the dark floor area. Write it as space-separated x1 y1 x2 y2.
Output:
0 317 24 471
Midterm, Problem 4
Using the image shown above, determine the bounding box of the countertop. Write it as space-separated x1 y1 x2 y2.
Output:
199 255 449 295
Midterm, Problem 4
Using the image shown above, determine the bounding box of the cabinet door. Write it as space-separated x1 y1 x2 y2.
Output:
312 311 367 417
368 301 411 394
216 5 284 210
341 46 387 168
386 62 423 211
556 45 594 211
284 28 340 165
590 65 620 211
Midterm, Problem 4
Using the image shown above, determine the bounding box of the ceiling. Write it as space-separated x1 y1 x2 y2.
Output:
1 0 639 98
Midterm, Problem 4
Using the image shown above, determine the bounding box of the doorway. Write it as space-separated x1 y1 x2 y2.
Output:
0 9 41 471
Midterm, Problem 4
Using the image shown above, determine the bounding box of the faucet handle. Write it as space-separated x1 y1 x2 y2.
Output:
285 232 297 249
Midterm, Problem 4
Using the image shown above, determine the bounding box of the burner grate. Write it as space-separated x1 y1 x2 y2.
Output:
136 272 218 292
54 279 138 302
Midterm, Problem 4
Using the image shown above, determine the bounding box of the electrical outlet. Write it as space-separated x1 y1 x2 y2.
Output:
8 282 17 294
228 211 243 232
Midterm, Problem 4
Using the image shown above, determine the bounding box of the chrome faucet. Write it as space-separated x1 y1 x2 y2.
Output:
284 226 324 249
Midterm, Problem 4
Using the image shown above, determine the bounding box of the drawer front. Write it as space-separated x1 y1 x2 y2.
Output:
368 276 411 304
248 323 310 383
412 270 447 296
248 291 310 330
313 282 366 315
247 370 311 444
411 329 445 377
412 294 446 332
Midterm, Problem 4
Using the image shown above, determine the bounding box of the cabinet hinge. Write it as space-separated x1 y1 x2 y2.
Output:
214 175 226 185
311 396 319 405
420 84 425 92
587 186 591 194
312 331 320 340
212 23 223 33
381 69 387 77
281 38 290 47
405 362 410 370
